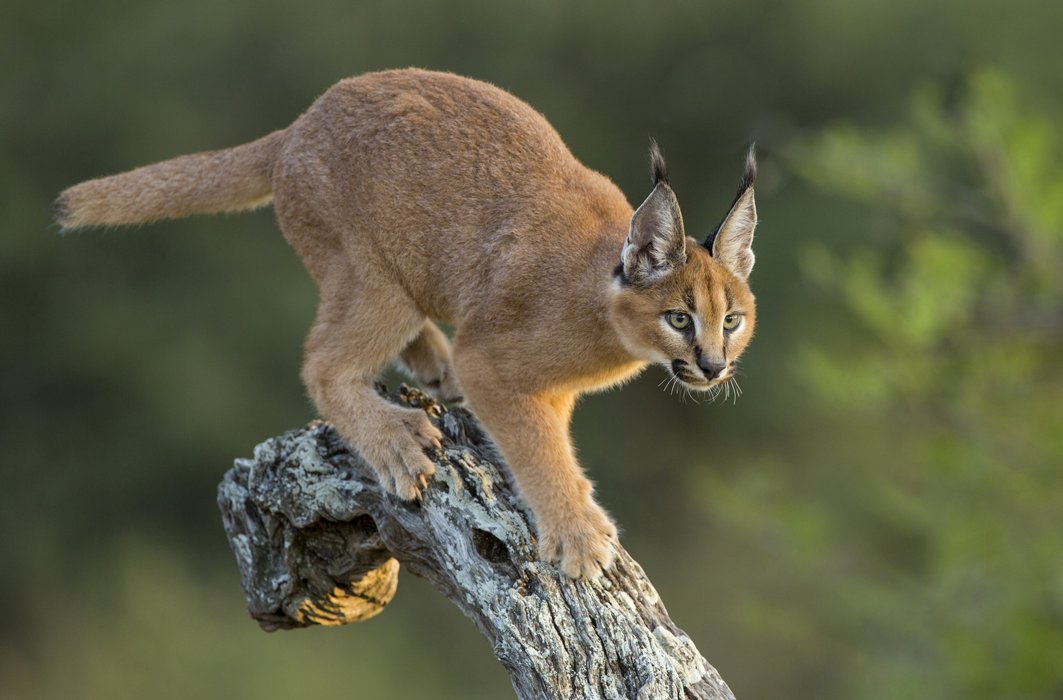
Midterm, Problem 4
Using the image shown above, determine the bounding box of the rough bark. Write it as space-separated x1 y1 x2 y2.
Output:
217 386 735 700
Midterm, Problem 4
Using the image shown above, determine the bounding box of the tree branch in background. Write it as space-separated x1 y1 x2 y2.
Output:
217 386 735 700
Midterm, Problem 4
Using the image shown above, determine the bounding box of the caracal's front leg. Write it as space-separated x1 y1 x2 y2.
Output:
458 371 618 577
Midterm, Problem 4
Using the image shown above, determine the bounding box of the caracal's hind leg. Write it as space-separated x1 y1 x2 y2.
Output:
301 281 443 500
398 321 464 403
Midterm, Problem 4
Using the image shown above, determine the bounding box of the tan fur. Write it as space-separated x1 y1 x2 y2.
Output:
56 68 759 578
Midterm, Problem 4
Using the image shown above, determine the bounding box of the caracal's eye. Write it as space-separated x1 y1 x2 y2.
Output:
723 313 741 331
667 312 692 330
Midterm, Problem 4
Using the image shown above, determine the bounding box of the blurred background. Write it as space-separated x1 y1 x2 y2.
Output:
3 0 1062 697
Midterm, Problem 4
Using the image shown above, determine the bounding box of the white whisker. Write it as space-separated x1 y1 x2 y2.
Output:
729 377 743 404
707 384 720 405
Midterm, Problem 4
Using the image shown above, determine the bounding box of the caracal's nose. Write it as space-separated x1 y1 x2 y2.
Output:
697 358 726 380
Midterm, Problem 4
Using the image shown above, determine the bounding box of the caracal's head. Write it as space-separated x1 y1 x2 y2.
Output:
609 144 758 394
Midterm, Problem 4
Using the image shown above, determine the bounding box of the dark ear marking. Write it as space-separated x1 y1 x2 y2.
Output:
649 138 669 186
704 144 757 252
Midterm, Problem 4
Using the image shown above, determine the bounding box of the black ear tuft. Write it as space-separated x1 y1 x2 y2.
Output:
737 143 757 200
649 139 669 186
703 144 758 279
704 144 758 252
622 170 686 285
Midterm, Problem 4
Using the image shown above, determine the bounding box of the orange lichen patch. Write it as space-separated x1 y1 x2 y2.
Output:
294 558 400 626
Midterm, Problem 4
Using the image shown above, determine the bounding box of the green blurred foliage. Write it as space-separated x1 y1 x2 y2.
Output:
3 0 1062 698
707 69 1063 699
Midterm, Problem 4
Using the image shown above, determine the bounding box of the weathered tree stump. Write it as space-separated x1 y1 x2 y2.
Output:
217 387 735 700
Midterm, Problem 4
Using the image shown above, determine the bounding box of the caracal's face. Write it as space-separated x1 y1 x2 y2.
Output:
611 241 756 392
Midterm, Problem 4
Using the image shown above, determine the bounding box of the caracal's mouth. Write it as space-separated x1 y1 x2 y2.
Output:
678 377 723 392
663 359 745 402
667 360 724 392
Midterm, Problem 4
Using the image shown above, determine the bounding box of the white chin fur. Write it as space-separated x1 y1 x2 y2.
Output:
672 370 729 392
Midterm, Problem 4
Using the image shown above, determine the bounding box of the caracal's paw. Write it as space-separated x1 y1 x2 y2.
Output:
538 500 618 579
360 408 443 500
424 365 465 405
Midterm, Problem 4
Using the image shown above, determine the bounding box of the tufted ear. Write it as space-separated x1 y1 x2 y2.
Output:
620 142 687 285
704 146 757 280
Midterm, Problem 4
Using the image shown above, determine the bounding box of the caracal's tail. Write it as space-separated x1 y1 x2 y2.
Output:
54 129 288 230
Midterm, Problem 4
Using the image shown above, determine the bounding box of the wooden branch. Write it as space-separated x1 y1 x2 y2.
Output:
217 386 736 700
